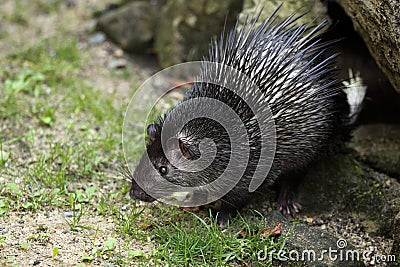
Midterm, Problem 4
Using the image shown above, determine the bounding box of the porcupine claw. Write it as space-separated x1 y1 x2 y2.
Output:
278 198 302 216
278 196 302 216
277 180 302 216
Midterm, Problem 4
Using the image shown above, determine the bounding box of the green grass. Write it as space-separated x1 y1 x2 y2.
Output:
3 1 29 25
0 36 122 208
2 0 63 25
152 211 286 266
0 28 287 267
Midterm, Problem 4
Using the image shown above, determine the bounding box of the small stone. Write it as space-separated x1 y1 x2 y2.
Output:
86 19 97 32
89 32 106 45
101 262 115 267
107 58 127 69
114 49 124 57
63 212 74 218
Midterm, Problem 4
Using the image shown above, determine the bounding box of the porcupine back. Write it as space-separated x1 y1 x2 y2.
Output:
179 10 350 208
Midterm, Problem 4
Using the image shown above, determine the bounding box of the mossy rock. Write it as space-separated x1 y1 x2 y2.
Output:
97 1 161 52
155 0 243 68
238 0 329 30
391 211 400 266
298 153 400 236
258 211 363 266
350 124 400 178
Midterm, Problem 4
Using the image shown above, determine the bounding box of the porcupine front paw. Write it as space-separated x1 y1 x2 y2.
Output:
277 183 302 216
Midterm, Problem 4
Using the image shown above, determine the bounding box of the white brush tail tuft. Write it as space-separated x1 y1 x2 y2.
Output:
343 68 367 125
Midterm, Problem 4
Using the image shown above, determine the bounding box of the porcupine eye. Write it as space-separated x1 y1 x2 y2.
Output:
159 166 168 175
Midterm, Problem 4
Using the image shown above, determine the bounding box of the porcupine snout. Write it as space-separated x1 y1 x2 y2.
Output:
129 153 157 202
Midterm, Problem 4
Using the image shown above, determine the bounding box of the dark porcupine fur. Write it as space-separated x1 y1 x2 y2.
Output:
129 7 361 225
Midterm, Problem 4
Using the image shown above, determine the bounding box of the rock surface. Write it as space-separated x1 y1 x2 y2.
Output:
154 0 243 68
96 0 243 68
97 1 160 53
336 0 400 94
350 124 400 178
391 211 400 265
262 211 364 266
298 154 400 237
239 0 329 29
249 152 399 266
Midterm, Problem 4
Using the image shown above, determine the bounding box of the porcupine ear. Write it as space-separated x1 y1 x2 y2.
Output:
147 123 160 142
166 137 194 160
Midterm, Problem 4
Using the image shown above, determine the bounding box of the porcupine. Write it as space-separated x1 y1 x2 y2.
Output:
128 7 366 225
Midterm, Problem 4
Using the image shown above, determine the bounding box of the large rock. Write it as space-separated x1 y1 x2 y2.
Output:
350 124 400 178
298 154 400 237
260 211 363 266
154 0 243 68
97 1 161 52
336 0 400 94
391 211 400 266
239 0 329 30
247 152 399 265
